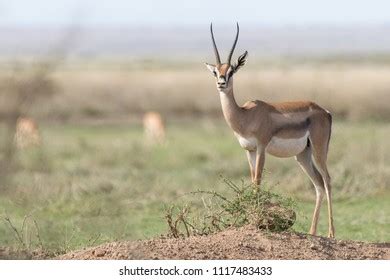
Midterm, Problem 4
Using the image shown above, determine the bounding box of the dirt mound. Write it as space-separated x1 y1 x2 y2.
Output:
58 226 390 260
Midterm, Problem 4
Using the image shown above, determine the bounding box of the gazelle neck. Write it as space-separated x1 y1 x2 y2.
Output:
218 84 243 133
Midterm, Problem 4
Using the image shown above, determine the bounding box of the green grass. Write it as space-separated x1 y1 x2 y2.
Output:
0 120 389 255
297 195 390 241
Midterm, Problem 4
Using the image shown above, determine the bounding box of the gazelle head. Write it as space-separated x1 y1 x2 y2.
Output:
205 23 248 92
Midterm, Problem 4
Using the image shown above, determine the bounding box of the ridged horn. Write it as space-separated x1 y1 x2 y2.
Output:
210 23 221 65
227 22 239 64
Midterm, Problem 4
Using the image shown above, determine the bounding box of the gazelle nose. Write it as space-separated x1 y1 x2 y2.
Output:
217 77 226 85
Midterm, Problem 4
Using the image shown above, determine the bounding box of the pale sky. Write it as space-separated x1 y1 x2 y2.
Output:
0 0 390 26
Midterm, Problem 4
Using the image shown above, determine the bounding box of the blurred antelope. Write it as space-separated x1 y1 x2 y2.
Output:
14 117 41 149
143 112 165 144
205 23 334 238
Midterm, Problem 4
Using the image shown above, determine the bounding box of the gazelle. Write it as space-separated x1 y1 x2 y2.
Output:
205 23 334 238
143 111 165 144
14 117 41 149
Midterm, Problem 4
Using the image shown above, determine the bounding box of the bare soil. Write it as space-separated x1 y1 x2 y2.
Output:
58 226 390 260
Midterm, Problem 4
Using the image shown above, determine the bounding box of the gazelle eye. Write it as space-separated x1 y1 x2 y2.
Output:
213 71 217 77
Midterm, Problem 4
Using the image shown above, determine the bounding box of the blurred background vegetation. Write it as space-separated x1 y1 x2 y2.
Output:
0 1 389 256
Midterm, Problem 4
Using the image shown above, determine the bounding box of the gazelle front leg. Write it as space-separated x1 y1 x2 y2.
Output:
246 150 256 182
254 147 265 186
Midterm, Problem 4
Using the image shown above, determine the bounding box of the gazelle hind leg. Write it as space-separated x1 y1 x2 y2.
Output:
295 145 325 236
309 115 335 238
313 162 334 238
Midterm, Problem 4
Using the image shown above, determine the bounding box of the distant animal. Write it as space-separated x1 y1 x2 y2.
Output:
205 23 334 238
143 112 165 144
14 117 41 148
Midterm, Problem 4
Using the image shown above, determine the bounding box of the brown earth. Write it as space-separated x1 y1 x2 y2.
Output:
57 226 390 260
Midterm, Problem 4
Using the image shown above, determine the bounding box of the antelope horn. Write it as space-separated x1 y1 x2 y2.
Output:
210 23 221 65
227 22 239 65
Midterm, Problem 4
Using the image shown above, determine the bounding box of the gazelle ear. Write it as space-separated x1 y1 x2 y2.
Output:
204 63 217 75
233 51 248 73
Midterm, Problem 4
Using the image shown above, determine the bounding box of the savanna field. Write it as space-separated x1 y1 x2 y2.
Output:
0 60 389 257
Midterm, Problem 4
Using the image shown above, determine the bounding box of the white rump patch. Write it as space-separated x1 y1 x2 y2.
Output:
266 131 309 158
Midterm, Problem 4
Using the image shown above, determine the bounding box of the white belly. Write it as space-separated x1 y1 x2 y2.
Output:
235 134 257 151
266 132 309 158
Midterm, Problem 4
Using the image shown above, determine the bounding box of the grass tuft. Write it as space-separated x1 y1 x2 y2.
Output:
165 178 297 238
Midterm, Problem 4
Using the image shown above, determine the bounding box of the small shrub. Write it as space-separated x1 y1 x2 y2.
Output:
1 212 44 251
164 178 297 238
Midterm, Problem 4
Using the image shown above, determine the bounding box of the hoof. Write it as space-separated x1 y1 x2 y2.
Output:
327 232 335 238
